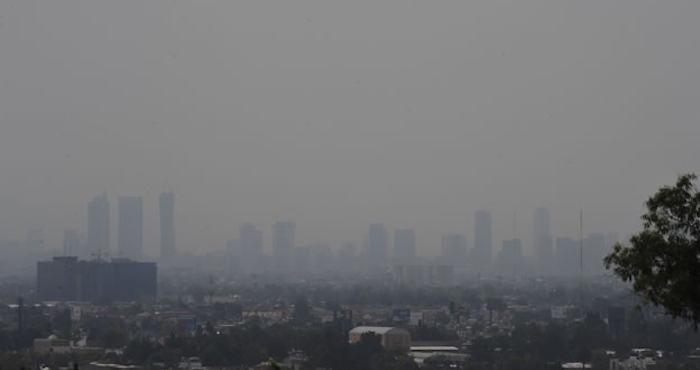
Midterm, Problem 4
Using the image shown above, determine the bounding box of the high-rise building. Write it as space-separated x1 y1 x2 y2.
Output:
442 233 468 267
273 221 295 270
118 197 143 260
159 192 175 261
533 207 553 273
474 210 493 269
393 229 416 264
367 223 388 268
87 193 110 259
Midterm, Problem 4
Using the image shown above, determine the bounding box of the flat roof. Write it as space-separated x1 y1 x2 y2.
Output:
349 326 409 335
411 346 459 352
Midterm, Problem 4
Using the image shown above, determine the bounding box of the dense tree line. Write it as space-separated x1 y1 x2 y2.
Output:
120 322 417 370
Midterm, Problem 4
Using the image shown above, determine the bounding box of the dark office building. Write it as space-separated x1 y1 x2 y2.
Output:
37 257 157 302
37 256 81 302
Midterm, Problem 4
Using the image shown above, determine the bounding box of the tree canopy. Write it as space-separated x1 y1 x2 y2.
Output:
605 173 700 328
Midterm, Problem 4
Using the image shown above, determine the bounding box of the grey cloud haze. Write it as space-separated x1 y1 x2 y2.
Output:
0 1 699 256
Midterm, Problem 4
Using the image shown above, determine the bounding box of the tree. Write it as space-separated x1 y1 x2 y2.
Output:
605 173 700 328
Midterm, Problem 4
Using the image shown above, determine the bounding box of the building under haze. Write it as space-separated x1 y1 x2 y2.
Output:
87 193 110 259
37 256 157 302
118 196 143 260
272 221 295 271
367 223 388 270
159 192 175 261
533 207 553 274
393 229 416 264
473 210 493 271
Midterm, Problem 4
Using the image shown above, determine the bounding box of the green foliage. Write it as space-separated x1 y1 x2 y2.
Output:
370 351 418 370
605 173 700 328
292 296 312 325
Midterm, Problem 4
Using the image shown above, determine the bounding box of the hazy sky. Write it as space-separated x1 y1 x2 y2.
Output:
1 1 699 257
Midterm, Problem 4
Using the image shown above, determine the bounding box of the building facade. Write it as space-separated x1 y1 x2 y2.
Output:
37 257 157 302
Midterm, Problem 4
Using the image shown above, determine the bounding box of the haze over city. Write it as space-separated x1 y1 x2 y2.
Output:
1 1 699 257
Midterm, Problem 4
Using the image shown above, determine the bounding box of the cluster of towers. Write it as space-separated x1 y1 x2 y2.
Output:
65 192 175 261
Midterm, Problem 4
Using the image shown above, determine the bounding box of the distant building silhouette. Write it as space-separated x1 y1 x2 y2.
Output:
37 256 157 302
87 193 109 259
533 207 553 274
118 197 143 260
273 221 295 271
474 210 493 271
159 192 175 261
393 229 416 264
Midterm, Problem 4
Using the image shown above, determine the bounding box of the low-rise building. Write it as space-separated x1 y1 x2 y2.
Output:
349 326 411 351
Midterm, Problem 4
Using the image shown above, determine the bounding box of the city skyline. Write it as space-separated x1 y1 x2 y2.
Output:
44 193 624 261
1 2 699 258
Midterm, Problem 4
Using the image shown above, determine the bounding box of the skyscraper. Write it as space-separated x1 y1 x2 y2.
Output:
474 210 493 269
367 223 388 269
533 207 553 273
393 229 416 264
87 193 109 259
159 192 175 261
118 196 143 260
273 221 295 270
